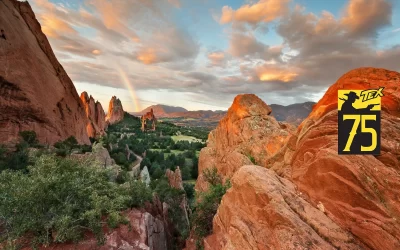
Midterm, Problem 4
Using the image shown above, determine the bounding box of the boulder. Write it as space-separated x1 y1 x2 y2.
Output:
0 0 90 146
106 96 124 125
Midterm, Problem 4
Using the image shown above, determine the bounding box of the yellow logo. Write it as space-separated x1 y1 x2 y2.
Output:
338 87 383 155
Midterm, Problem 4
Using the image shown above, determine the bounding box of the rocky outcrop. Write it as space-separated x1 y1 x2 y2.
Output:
106 96 124 125
0 0 90 145
166 167 184 190
200 68 400 250
80 92 107 138
21 209 167 250
195 94 293 192
166 167 190 231
205 165 364 250
141 166 151 186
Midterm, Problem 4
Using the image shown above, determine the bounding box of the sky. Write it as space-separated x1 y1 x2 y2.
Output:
28 0 400 112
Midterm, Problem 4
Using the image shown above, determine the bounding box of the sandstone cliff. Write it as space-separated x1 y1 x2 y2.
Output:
195 94 293 192
106 96 124 125
199 68 400 250
80 92 107 138
0 0 90 145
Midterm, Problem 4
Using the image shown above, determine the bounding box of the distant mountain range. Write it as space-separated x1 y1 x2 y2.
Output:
131 102 316 126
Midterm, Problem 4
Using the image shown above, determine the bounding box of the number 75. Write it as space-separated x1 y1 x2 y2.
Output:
343 115 377 152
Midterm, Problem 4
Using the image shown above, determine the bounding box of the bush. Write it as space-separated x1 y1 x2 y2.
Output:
183 182 195 200
0 155 146 245
0 144 31 173
181 166 192 181
203 167 222 186
191 168 230 245
191 156 198 179
19 131 39 146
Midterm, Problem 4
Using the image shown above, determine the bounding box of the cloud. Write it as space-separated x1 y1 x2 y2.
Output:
207 51 226 67
168 0 181 8
228 32 282 61
341 0 392 37
254 65 298 83
134 27 199 64
220 0 290 25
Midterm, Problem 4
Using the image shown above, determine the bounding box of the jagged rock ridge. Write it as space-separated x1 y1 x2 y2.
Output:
0 0 90 145
80 91 107 138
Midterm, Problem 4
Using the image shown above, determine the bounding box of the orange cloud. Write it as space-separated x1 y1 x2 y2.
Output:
208 51 225 66
40 13 77 38
168 0 181 8
136 48 158 64
341 0 391 37
92 49 101 55
220 0 290 25
255 65 298 83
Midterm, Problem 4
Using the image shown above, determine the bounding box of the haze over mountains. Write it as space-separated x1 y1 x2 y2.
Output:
132 102 316 125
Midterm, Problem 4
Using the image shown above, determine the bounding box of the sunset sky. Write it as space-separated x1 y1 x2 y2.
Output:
29 0 400 112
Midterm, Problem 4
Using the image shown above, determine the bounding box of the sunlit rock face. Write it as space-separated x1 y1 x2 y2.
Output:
195 94 293 192
106 96 125 125
0 0 90 145
201 68 400 250
80 92 107 138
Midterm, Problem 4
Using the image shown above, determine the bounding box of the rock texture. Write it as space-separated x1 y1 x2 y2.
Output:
195 94 293 192
0 0 90 145
21 209 167 250
106 96 124 125
205 165 364 250
80 92 107 138
198 68 400 250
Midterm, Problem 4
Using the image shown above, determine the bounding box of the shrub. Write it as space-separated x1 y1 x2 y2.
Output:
191 156 198 179
183 182 195 200
191 168 230 246
202 167 222 186
19 131 39 146
248 155 256 164
0 155 135 245
181 166 192 181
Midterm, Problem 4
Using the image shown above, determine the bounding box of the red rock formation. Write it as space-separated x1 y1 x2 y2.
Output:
166 167 184 190
205 165 364 250
195 94 293 192
199 68 400 250
106 96 124 125
274 67 400 250
0 0 90 145
20 209 167 250
80 92 106 138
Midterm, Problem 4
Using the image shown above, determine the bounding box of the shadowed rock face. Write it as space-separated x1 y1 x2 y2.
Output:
195 94 294 192
195 68 400 250
106 96 124 125
80 92 107 138
0 0 90 145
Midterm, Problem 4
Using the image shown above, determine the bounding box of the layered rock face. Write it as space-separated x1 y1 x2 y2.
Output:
195 94 293 192
106 96 124 125
80 92 107 138
0 0 90 145
201 68 400 250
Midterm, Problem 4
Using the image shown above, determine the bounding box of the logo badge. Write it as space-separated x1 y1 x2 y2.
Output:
338 87 384 155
